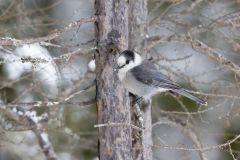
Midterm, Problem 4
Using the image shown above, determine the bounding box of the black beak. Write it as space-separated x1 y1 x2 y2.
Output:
113 64 124 71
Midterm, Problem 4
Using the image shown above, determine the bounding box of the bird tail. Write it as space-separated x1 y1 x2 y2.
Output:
173 89 207 106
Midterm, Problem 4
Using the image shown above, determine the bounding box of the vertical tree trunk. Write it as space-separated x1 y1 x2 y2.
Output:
129 1 152 160
95 0 152 160
94 0 132 160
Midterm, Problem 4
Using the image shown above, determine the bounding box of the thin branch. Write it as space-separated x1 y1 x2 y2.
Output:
209 11 240 28
64 83 95 102
158 105 216 115
0 16 97 46
0 100 95 109
0 46 96 65
147 34 240 76
191 39 240 76
153 119 208 160
229 143 237 160
183 0 204 13
0 0 16 18
153 134 240 152
23 110 58 160
149 0 186 25
0 103 57 159
185 90 240 100
94 122 143 132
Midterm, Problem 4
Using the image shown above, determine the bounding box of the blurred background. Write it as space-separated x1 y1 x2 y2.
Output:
0 0 240 160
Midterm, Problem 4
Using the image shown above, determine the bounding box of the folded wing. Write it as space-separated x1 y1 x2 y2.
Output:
131 62 207 105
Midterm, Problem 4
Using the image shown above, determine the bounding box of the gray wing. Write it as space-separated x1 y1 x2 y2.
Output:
130 62 207 105
130 62 181 90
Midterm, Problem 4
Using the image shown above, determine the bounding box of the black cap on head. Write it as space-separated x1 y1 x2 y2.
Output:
120 50 135 61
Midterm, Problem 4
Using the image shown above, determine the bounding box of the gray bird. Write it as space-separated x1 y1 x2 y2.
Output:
116 50 207 106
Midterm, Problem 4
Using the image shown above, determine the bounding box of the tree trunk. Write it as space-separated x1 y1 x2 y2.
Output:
95 0 152 160
129 0 152 160
94 0 132 160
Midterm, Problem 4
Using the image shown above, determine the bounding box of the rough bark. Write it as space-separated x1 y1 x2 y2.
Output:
94 0 132 160
95 0 152 159
129 0 152 160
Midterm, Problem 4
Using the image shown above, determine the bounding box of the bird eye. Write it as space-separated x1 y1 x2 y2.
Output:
126 60 129 64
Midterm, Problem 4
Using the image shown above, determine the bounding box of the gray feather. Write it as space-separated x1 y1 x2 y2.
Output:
131 62 207 105
173 89 207 105
131 62 181 89
130 62 181 89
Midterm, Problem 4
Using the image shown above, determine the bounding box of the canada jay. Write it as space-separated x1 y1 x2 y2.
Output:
116 50 207 105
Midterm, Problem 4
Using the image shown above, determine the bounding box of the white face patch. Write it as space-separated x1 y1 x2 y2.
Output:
117 52 143 81
134 53 142 66
117 56 126 67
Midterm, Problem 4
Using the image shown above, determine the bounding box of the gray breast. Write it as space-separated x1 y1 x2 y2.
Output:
122 70 159 98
